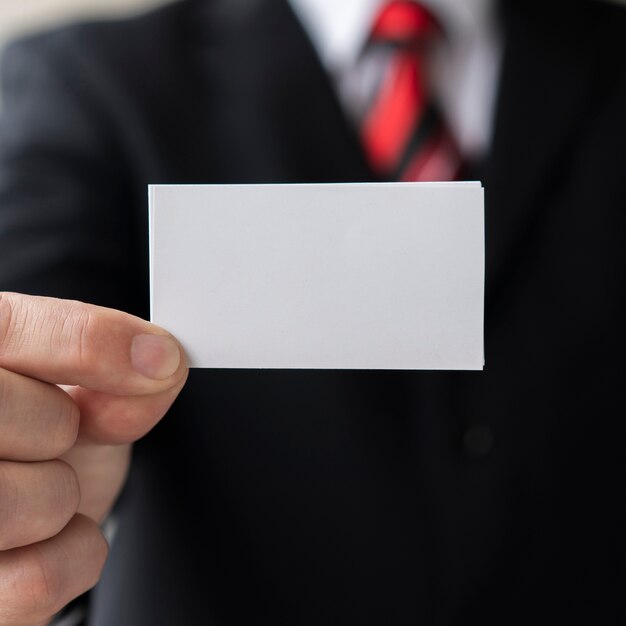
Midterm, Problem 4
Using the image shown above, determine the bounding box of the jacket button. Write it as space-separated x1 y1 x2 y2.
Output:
463 423 494 457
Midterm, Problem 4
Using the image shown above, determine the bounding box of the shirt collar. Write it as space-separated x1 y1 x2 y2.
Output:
289 0 496 74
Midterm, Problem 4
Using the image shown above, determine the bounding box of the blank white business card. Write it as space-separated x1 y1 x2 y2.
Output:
149 182 484 370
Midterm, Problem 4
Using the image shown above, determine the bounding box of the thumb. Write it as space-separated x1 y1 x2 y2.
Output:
0 292 187 395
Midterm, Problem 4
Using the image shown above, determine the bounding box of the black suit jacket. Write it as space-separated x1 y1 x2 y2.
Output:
0 0 625 624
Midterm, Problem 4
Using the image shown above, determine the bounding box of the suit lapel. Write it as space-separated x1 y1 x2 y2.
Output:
483 0 600 298
188 0 371 184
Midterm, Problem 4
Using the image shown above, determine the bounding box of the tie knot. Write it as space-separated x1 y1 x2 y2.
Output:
370 1 441 47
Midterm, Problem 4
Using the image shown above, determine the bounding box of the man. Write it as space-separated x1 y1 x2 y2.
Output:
0 0 624 624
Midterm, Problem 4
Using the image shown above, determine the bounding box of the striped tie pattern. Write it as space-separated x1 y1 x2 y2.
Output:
361 1 461 181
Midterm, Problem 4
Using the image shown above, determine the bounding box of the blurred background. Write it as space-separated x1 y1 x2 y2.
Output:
0 0 172 65
3 0 626 60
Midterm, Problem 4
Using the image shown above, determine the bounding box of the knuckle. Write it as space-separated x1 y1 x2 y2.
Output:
52 460 81 514
0 294 103 374
0 372 79 462
0 462 80 551
53 303 97 372
48 392 80 456
90 527 110 583
0 466 18 549
0 293 16 358
0 518 109 623
68 515 110 586
6 550 65 620
0 369 6 404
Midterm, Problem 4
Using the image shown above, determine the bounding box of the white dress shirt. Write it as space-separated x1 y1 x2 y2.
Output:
288 0 503 159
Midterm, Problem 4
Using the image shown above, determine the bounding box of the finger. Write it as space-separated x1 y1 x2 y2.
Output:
61 443 132 523
0 368 79 461
0 292 187 396
64 368 188 445
0 460 80 551
0 515 108 626
58 377 187 522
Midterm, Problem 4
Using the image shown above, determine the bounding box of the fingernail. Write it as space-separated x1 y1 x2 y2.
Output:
131 334 181 380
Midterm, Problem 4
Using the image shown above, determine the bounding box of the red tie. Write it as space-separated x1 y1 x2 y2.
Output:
361 1 461 181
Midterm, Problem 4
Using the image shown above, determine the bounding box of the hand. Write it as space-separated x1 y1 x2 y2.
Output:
0 293 188 626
